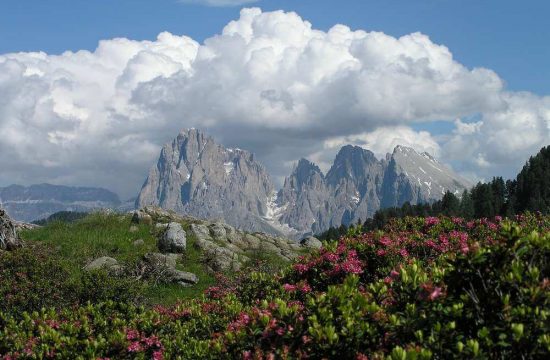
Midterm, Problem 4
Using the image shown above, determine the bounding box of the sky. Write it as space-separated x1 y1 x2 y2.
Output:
0 0 548 198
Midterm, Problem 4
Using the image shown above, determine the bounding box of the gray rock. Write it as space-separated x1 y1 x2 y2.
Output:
84 256 119 271
132 210 153 225
0 209 21 250
209 223 227 241
190 223 212 242
158 222 186 253
133 239 145 247
301 236 322 249
166 269 199 287
144 252 179 269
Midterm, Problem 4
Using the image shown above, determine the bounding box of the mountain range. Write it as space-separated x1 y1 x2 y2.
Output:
137 129 472 238
0 184 121 222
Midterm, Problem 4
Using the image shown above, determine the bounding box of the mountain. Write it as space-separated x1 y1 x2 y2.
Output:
137 129 472 238
0 184 121 222
136 128 284 235
273 145 472 236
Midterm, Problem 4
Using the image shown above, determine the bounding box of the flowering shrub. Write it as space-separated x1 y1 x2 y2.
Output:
0 214 549 359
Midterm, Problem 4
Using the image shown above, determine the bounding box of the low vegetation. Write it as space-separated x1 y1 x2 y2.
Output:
1 213 548 358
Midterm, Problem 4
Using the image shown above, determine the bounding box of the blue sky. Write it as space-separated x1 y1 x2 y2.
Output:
1 0 549 95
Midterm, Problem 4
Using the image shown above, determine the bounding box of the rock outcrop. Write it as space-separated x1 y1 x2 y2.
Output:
133 206 302 273
0 209 21 250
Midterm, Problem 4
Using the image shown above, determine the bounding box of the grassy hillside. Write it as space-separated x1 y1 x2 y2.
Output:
1 213 548 358
19 212 218 303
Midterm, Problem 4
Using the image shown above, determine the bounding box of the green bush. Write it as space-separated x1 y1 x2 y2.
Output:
0 214 549 359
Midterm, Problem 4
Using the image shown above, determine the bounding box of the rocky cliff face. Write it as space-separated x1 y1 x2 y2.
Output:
137 129 472 238
380 145 472 208
137 129 283 235
273 145 471 237
0 184 121 222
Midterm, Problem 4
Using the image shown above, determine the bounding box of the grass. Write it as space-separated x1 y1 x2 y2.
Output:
19 212 217 306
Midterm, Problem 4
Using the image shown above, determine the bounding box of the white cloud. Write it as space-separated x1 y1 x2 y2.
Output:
178 0 259 7
0 8 548 197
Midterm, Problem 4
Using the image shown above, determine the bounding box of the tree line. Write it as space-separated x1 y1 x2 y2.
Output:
319 145 550 240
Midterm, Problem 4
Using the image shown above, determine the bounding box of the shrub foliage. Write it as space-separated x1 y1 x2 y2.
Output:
1 214 549 359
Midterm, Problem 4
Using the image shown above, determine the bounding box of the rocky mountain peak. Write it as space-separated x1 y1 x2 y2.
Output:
326 145 378 186
137 128 283 236
137 128 473 239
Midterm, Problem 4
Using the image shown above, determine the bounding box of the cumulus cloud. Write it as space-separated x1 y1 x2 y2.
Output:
178 0 259 7
0 8 548 198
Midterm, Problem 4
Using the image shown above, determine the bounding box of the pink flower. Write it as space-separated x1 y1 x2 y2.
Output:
283 283 297 292
379 236 392 246
243 351 252 360
425 217 440 226
341 258 363 274
399 248 409 258
127 342 142 353
429 287 442 301
126 329 140 341
376 249 387 256
293 263 309 274
152 351 164 360
324 252 340 263
299 282 312 293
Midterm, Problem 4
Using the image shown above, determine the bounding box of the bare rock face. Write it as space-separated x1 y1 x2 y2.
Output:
0 209 21 250
136 129 471 238
136 129 284 236
273 145 471 236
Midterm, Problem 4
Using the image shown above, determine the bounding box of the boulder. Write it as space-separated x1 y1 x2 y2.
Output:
84 256 120 272
166 269 199 287
131 210 153 225
133 239 145 247
0 209 21 250
300 236 322 249
190 223 212 242
209 223 227 241
158 222 186 253
143 252 179 269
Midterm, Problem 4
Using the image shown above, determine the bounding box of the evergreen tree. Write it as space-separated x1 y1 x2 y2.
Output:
459 190 475 219
441 191 460 216
514 146 550 214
